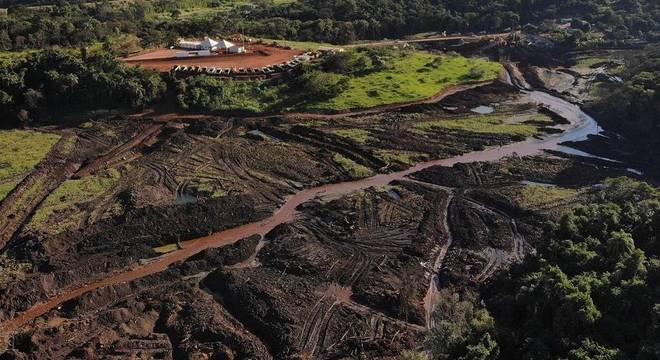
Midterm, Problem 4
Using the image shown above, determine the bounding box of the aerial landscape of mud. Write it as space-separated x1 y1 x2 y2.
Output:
0 55 640 358
0 2 656 356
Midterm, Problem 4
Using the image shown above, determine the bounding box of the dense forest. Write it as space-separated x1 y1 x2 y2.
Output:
590 44 660 177
251 0 660 43
0 50 165 128
428 177 659 360
0 0 657 50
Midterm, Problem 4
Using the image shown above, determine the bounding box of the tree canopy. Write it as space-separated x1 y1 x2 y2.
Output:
477 177 659 359
0 49 166 128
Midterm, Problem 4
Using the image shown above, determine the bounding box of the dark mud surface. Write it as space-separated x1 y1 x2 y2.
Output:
0 75 634 358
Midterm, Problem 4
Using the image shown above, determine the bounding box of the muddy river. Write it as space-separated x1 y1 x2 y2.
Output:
0 81 601 336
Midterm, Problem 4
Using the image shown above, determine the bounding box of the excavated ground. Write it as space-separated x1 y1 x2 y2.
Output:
0 154 627 359
0 79 631 358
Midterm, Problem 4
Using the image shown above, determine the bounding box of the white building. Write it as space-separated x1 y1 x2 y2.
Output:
175 50 212 58
177 37 223 51
228 45 246 54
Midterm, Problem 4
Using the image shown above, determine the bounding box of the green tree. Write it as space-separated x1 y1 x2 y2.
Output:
606 231 635 261
298 70 348 99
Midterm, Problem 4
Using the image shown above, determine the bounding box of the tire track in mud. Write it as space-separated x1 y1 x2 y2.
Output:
463 195 528 266
75 124 163 178
473 248 506 283
510 219 525 261
298 283 352 355
423 191 454 328
0 82 599 336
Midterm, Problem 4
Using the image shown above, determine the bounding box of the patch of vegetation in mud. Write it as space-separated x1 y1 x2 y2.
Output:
0 129 60 201
26 168 122 235
0 180 20 204
333 153 374 177
376 149 428 166
411 113 542 137
0 130 60 179
332 128 372 144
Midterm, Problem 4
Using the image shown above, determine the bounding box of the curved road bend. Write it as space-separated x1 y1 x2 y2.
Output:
133 81 493 123
0 84 599 336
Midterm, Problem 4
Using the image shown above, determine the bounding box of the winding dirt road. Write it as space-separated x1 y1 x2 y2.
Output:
345 32 513 48
132 80 493 123
0 78 599 336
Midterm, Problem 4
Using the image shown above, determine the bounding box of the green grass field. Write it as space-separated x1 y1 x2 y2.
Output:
0 130 61 202
0 180 20 202
0 130 60 179
412 114 539 137
333 153 373 177
332 128 372 144
308 51 502 111
519 184 579 209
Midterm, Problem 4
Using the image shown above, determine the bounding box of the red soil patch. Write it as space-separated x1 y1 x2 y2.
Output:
123 44 302 72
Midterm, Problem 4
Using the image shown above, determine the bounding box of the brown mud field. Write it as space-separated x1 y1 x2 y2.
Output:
0 69 632 358
1 83 595 328
123 44 302 72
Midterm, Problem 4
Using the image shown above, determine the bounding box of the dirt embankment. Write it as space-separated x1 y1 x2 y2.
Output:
74 123 163 177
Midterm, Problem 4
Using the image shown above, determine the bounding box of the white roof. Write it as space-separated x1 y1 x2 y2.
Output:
217 39 235 49
201 38 219 48
179 40 201 46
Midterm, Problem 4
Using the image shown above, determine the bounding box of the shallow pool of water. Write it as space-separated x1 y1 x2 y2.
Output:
470 105 495 114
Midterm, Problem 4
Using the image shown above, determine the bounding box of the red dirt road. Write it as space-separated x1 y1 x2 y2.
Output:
123 44 302 72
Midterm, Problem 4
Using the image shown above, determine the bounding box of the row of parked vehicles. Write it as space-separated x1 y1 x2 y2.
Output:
172 52 314 77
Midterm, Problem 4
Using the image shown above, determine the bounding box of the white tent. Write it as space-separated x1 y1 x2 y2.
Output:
201 37 219 50
217 39 235 49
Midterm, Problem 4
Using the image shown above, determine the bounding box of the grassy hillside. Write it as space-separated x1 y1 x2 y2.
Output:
308 51 502 111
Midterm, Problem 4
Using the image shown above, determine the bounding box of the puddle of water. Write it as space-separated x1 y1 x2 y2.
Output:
387 189 401 200
521 180 557 187
175 192 197 205
470 105 495 114
247 129 281 142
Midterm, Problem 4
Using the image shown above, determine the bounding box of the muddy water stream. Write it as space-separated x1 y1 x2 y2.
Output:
0 84 600 336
